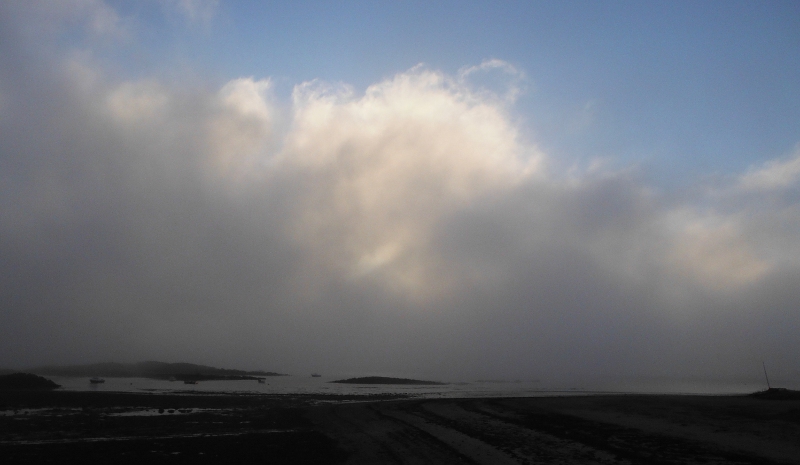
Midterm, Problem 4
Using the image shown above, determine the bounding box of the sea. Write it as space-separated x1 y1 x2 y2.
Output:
47 375 776 399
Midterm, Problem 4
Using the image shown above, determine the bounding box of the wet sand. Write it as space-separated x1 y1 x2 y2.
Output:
2 391 799 464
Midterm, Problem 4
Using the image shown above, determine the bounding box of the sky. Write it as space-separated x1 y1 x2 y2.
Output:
1 0 799 386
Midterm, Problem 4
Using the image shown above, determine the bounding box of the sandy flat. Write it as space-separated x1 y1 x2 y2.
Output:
2 391 799 464
309 395 800 464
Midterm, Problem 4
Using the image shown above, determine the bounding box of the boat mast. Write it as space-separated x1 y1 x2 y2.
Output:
762 361 771 389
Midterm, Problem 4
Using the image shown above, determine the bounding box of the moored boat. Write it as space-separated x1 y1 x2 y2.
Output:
89 377 105 384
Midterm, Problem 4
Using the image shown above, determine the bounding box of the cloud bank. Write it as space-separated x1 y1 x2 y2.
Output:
1 2 799 385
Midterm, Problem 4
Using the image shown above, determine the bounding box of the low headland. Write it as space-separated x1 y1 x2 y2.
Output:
0 373 60 390
748 386 800 400
25 361 285 382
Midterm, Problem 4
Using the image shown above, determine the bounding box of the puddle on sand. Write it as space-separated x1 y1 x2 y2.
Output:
109 408 229 416
0 408 82 417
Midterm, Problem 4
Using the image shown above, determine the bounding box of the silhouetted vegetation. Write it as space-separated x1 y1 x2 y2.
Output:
0 373 60 390
749 387 800 400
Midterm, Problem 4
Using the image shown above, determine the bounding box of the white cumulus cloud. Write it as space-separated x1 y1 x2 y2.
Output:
274 67 541 298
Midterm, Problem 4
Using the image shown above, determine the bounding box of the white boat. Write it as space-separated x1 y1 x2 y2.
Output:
89 377 105 384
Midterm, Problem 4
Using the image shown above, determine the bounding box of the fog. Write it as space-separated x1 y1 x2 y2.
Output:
1 3 799 386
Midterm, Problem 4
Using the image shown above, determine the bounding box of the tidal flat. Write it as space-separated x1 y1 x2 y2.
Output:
2 390 799 464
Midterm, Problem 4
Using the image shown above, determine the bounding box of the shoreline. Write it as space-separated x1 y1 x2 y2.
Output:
3 390 799 464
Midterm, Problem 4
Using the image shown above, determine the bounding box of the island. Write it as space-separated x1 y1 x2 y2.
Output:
331 376 444 385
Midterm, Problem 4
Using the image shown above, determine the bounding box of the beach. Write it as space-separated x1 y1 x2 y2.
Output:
2 390 799 464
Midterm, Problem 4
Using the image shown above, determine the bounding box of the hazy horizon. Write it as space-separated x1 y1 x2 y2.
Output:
2 2 799 388
3 359 793 391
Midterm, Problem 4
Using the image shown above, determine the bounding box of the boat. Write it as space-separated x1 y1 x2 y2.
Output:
89 377 105 384
311 373 321 378
183 380 198 385
257 378 266 384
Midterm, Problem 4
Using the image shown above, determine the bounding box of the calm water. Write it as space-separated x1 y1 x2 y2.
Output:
48 375 771 398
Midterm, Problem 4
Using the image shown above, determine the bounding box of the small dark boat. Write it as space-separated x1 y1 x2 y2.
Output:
184 380 198 385
311 373 321 378
89 377 105 384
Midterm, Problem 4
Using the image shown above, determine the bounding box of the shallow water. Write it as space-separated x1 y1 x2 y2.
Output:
47 375 772 398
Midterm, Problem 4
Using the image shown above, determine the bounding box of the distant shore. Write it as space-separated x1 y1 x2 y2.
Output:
21 361 286 380
330 376 444 385
2 389 799 464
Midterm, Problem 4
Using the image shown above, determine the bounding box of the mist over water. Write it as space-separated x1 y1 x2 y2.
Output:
45 374 784 398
